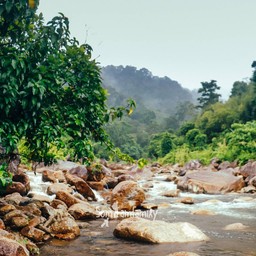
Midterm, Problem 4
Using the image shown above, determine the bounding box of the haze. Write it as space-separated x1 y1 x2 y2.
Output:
38 0 256 99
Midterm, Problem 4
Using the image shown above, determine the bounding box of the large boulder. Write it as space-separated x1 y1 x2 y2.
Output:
0 236 29 256
177 170 245 194
110 181 145 211
68 166 88 181
114 217 209 243
56 191 83 208
65 173 96 201
47 183 73 195
240 161 256 181
68 203 97 220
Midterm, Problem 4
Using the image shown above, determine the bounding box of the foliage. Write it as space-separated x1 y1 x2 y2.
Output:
230 81 249 97
197 80 221 109
0 163 12 192
161 133 173 156
0 1 135 170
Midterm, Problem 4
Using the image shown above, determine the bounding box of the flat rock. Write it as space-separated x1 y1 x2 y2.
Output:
177 170 245 194
223 223 249 230
114 217 209 243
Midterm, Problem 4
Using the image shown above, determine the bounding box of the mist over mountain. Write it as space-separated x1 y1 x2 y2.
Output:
101 65 196 117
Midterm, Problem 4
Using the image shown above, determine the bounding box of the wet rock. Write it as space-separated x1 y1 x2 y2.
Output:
139 203 158 210
0 236 29 256
110 181 145 211
105 177 118 189
18 203 41 216
191 209 216 215
240 185 256 193
167 252 200 256
42 170 57 183
52 170 66 183
166 175 178 182
177 197 194 204
65 173 96 200
114 217 209 243
4 210 26 224
0 219 5 229
0 204 16 215
68 202 97 220
177 170 245 194
6 182 27 196
68 166 88 181
56 191 82 207
48 216 80 240
28 216 46 228
27 193 52 203
249 176 256 187
162 189 180 197
21 226 45 242
12 172 30 193
47 183 73 195
223 223 249 230
50 199 68 210
117 174 134 183
11 216 29 228
87 181 105 191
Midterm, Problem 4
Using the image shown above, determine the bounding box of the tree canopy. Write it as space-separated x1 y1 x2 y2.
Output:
0 0 134 171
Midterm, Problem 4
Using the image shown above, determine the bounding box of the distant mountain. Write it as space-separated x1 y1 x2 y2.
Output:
101 65 195 117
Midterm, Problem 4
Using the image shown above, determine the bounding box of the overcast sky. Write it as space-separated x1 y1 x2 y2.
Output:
38 0 256 99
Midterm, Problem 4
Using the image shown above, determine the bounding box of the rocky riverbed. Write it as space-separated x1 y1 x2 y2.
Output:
0 159 256 255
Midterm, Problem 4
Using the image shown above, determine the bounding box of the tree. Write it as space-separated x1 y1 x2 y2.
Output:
197 80 221 109
230 81 249 97
0 1 134 171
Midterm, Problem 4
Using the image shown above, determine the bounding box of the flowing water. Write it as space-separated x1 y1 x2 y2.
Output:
27 172 256 256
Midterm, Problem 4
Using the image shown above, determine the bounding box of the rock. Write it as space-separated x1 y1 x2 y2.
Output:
12 172 30 193
105 177 118 189
162 189 180 197
18 203 41 216
68 166 88 181
11 216 29 228
240 185 256 193
87 181 105 191
218 161 232 170
48 216 80 240
0 204 16 215
50 199 68 210
68 202 97 219
47 183 73 195
177 197 194 204
28 216 45 228
6 182 27 196
65 173 96 200
191 209 216 215
249 176 256 187
27 193 52 203
110 181 145 211
4 193 30 206
166 175 178 182
117 174 134 183
114 217 209 243
56 191 83 207
223 223 249 230
42 170 57 183
21 226 45 242
4 210 26 223
167 252 200 256
0 219 5 229
185 160 202 170
177 170 245 194
240 161 256 179
139 203 158 210
52 170 66 183
0 236 29 256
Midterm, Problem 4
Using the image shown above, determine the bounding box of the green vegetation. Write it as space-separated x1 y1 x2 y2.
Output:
0 0 135 173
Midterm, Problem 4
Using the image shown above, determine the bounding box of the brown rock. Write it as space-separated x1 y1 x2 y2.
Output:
87 181 105 191
4 210 26 223
167 252 200 256
52 170 66 182
105 177 118 189
18 203 41 216
240 185 256 193
56 191 82 207
0 219 5 229
6 182 27 196
191 209 216 215
65 173 96 200
223 223 249 230
50 199 68 210
49 216 80 240
12 216 29 228
110 181 145 211
12 172 30 193
68 202 97 219
177 170 245 194
47 183 73 195
42 170 57 183
0 236 29 256
28 216 45 228
249 176 256 187
4 193 30 206
27 193 52 203
177 197 194 205
68 166 88 181
21 226 45 242
162 189 180 197
0 204 16 215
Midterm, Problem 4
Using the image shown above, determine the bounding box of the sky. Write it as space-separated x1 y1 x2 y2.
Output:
38 0 256 99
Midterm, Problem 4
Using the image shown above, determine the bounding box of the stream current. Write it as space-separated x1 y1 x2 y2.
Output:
27 172 256 256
